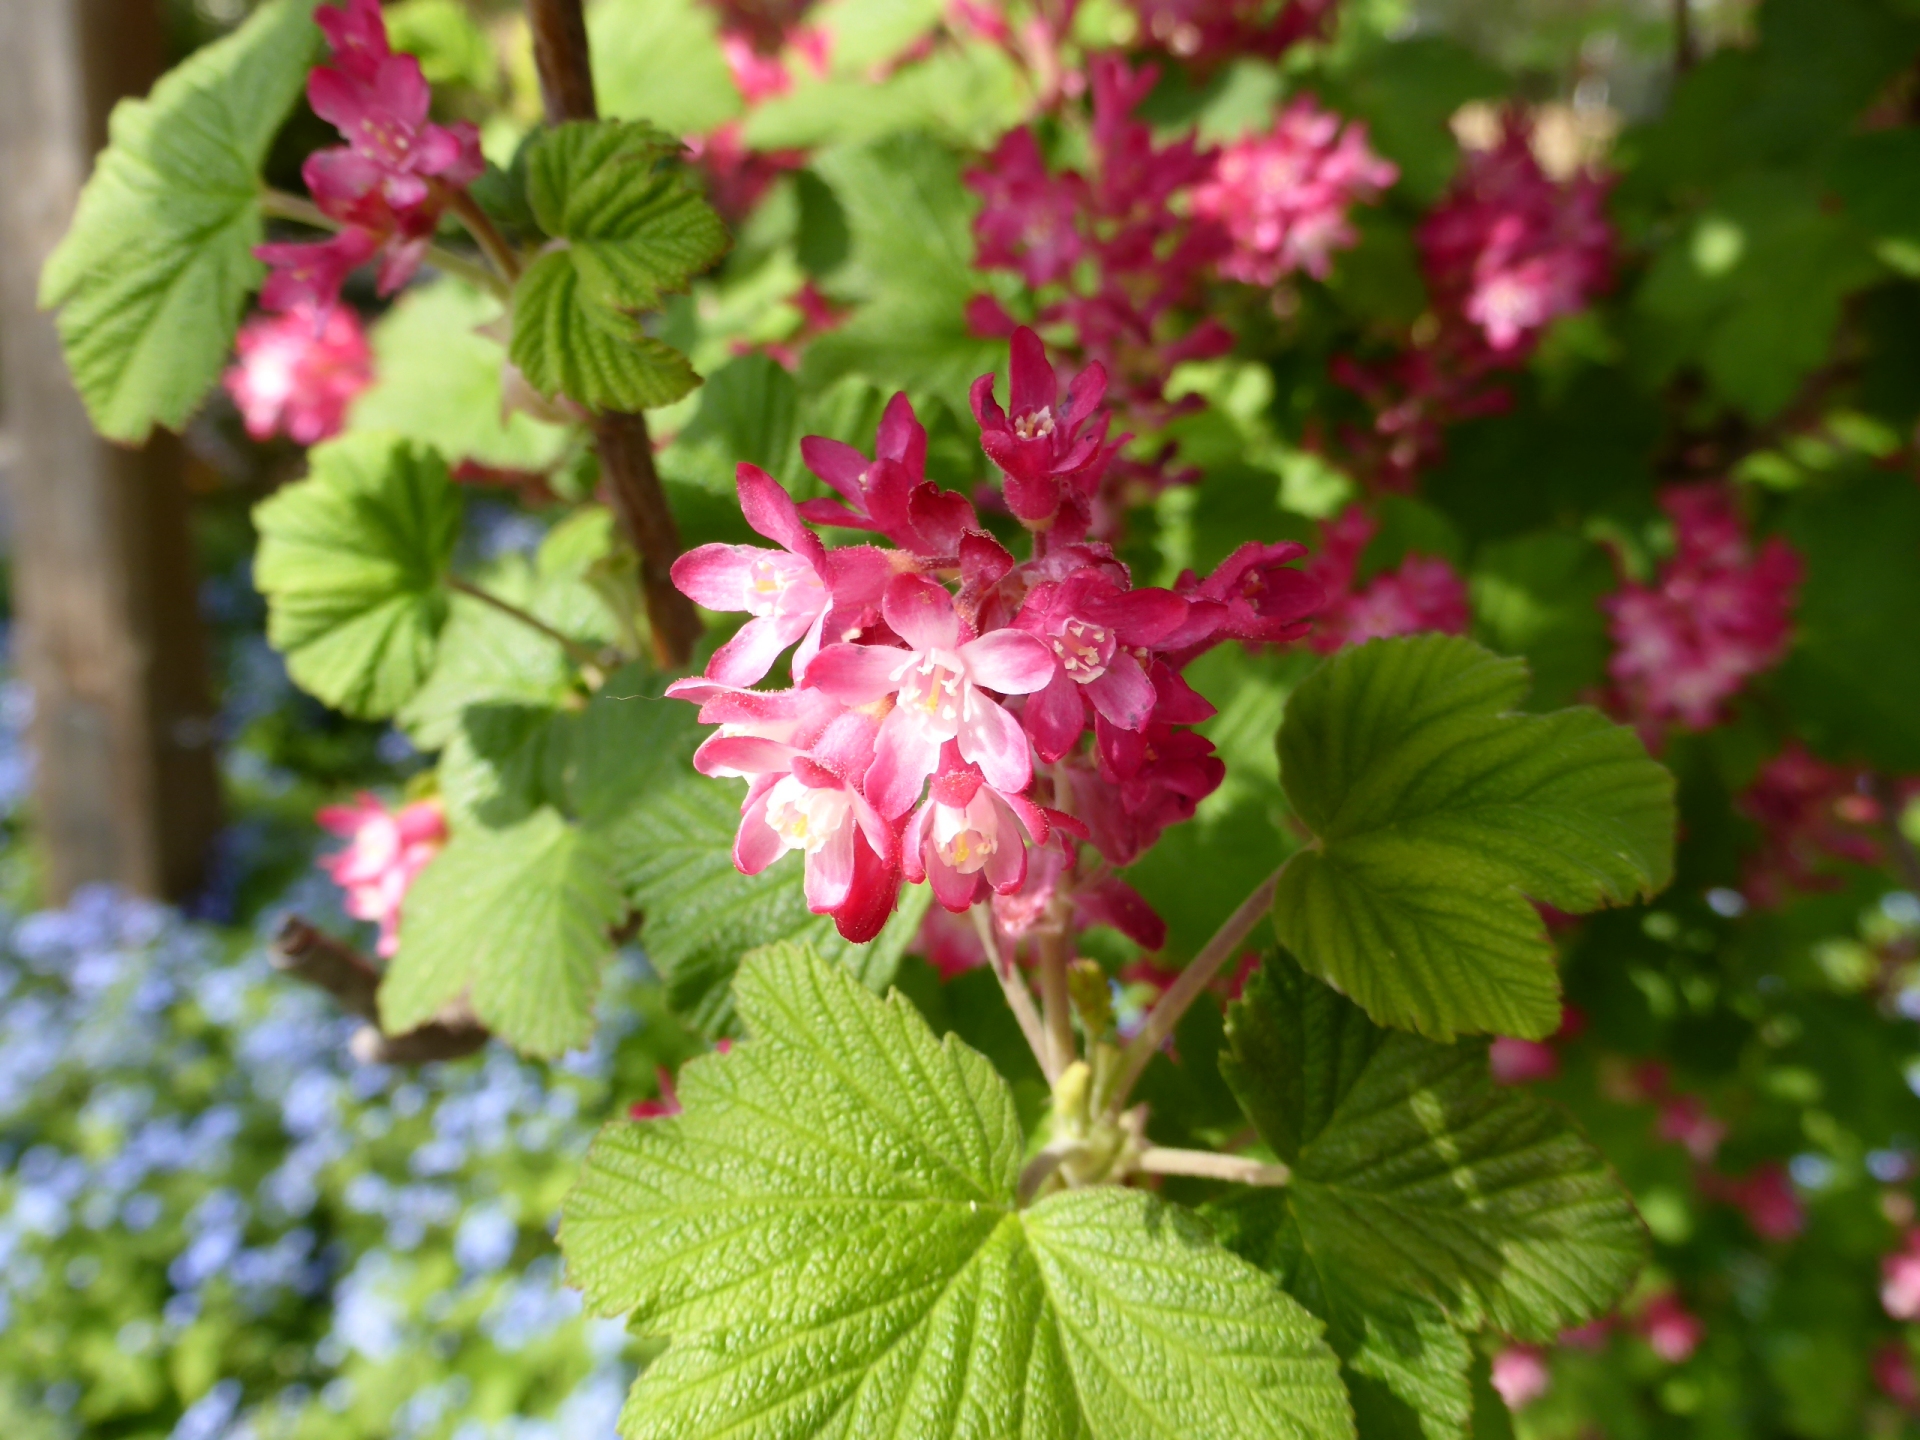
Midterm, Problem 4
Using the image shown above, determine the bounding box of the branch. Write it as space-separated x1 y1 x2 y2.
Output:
447 575 612 674
270 915 490 1065
972 904 1054 1081
1135 1147 1290 1187
1111 864 1284 1110
1674 0 1698 74
522 0 705 667
259 188 509 300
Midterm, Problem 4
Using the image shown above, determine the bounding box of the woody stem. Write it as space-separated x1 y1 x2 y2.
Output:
1110 864 1284 1113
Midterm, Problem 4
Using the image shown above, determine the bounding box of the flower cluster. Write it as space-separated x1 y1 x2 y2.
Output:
965 57 1232 506
1884 1229 1920 1321
1191 97 1397 286
1418 111 1612 355
222 302 373 445
1738 743 1886 907
1300 504 1471 654
256 0 482 315
687 15 830 220
1127 0 1339 68
316 794 447 958
1604 483 1802 736
1333 110 1614 488
667 329 1322 941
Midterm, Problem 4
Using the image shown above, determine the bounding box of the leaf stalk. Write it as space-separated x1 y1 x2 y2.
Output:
258 188 510 301
971 904 1055 1082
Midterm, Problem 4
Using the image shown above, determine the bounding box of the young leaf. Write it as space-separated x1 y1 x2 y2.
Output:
508 121 728 412
382 807 625 1057
561 943 1354 1440
1211 955 1646 1372
38 0 321 441
252 433 463 720
1273 635 1674 1041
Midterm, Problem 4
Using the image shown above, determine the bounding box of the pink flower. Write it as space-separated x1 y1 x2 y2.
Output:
1016 568 1189 760
902 748 1054 911
798 393 977 557
808 573 1055 816
1655 1094 1726 1163
1883 1231 1920 1320
1419 112 1612 354
1638 1291 1704 1363
1605 484 1802 734
1128 0 1337 68
1193 99 1397 286
316 793 447 958
1490 1345 1551 1411
720 30 795 103
1162 540 1324 666
1875 1341 1920 1412
629 1065 680 1119
1302 506 1470 654
223 302 373 445
1707 1163 1806 1243
1489 1037 1559 1085
1739 743 1886 907
699 706 903 942
256 0 482 313
671 463 890 686
972 328 1117 538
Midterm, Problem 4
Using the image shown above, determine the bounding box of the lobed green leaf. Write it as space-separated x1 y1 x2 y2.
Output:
252 433 463 720
39 0 321 441
561 944 1353 1440
1274 635 1674 1041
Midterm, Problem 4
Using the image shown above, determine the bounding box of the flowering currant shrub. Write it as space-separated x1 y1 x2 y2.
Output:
32 0 1920 1434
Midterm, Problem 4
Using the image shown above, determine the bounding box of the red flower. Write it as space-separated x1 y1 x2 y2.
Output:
1301 506 1470 654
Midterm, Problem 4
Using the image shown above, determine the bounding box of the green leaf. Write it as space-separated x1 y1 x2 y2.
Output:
509 252 704 412
383 808 625 1057
1777 471 1920 772
658 353 802 494
1273 635 1674 1041
561 943 1353 1440
252 433 463 720
38 0 321 440
802 135 1001 415
509 121 728 412
601 759 932 1035
591 0 743 136
348 277 574 471
1468 531 1616 713
1208 956 1644 1438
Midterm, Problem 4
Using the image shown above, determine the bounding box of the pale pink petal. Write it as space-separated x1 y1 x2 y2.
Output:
958 697 1033 795
882 574 961 653
929 848 983 911
706 615 808 687
693 733 796 778
867 708 943 817
672 544 763 610
734 786 783 874
805 642 906 703
805 822 856 911
961 630 1055 695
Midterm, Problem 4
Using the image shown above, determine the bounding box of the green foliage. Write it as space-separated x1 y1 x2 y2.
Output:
802 135 1001 414
509 121 729 411
590 0 743 136
383 808 626 1056
561 944 1353 1440
252 432 463 720
1273 636 1674 1041
348 278 574 472
37 0 320 440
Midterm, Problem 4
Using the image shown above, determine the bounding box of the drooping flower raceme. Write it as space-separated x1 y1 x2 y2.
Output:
316 794 447 958
666 328 1324 943
257 0 483 314
1192 98 1398 286
223 303 373 445
1301 505 1471 654
1604 483 1802 735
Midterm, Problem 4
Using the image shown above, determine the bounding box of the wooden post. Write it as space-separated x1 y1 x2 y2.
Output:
0 0 223 903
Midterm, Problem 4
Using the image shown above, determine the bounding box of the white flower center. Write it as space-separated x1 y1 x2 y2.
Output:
763 776 851 857
1053 618 1114 682
891 648 969 739
1013 407 1055 441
